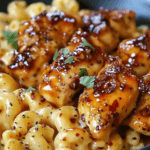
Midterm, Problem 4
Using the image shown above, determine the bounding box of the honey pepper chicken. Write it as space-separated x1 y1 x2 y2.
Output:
117 30 150 77
123 72 150 136
78 56 139 141
40 29 105 107
81 8 136 53
6 11 83 87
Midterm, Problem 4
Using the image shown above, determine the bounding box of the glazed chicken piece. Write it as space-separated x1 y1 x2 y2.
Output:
6 11 83 87
40 29 105 107
78 56 139 141
117 30 150 77
82 8 136 53
104 8 136 39
123 72 150 136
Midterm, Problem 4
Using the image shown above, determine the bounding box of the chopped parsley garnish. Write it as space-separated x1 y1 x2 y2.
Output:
80 38 94 50
79 76 95 88
24 87 36 92
62 48 70 56
79 68 88 76
53 50 59 61
65 56 74 64
3 30 18 49
12 41 18 49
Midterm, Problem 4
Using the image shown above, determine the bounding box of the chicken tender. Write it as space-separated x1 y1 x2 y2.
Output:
78 56 139 141
117 30 150 77
40 29 105 107
82 8 136 53
123 72 150 135
6 11 82 87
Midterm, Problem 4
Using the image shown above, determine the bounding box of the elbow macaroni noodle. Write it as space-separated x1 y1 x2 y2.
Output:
0 0 149 150
2 111 54 150
7 1 30 21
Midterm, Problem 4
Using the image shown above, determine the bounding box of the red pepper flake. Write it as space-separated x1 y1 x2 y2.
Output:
19 132 22 137
70 118 76 123
109 100 119 112
24 132 27 136
75 144 78 147
98 147 104 149
109 141 113 146
86 99 92 103
62 137 66 141
59 113 62 117
132 137 137 140
76 133 80 137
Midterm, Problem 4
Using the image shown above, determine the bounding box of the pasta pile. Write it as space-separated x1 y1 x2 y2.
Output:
0 73 125 150
0 0 149 150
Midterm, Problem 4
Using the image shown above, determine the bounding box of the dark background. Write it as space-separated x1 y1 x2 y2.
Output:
1 0 150 26
1 0 150 149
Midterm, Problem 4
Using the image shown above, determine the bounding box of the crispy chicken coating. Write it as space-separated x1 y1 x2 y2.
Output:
6 11 83 87
78 56 139 141
123 72 150 136
117 30 150 77
82 8 136 53
40 29 105 107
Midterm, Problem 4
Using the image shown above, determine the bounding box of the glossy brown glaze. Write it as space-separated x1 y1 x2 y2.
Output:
82 9 109 34
78 56 139 141
93 56 133 96
117 30 150 77
8 50 33 70
82 9 119 53
6 11 83 87
128 33 150 51
40 29 105 107
34 11 77 26
81 8 136 53
52 31 103 72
